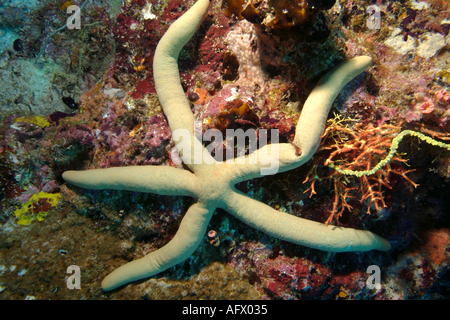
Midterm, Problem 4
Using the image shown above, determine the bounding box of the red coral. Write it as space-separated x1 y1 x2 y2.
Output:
420 228 450 267
130 78 155 99
419 98 435 114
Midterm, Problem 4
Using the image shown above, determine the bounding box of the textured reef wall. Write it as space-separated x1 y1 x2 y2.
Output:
1 0 450 300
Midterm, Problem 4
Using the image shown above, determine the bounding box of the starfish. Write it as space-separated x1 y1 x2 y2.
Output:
62 0 391 292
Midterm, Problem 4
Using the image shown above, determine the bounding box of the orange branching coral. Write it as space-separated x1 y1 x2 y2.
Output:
418 124 450 141
303 115 416 225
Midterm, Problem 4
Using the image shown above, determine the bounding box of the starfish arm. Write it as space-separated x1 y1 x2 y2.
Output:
59 0 390 294
62 166 198 197
293 56 372 160
101 201 214 291
153 0 211 167
223 189 391 252
224 57 372 183
224 143 307 184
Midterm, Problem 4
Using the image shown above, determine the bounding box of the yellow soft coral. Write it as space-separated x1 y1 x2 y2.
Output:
14 115 50 128
14 192 62 225
61 0 74 11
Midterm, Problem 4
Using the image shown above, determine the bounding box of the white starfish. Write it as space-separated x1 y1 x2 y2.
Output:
63 0 391 291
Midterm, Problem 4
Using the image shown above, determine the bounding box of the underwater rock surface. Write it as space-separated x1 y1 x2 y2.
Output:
1 0 450 300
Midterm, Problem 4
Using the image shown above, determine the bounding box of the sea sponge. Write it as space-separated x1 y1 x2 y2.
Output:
222 0 336 32
14 192 62 225
14 115 50 128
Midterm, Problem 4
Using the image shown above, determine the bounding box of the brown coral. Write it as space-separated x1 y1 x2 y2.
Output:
222 0 336 32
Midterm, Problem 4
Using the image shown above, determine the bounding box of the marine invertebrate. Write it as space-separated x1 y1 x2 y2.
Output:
328 130 450 177
210 102 260 131
303 118 404 222
419 99 435 114
14 116 50 128
220 51 240 81
222 0 336 32
132 56 147 72
435 90 450 103
14 191 62 225
63 0 390 292
61 0 74 11
307 114 450 223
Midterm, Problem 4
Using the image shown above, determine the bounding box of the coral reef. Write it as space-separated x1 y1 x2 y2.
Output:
1 0 450 300
0 0 118 116
222 0 336 38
